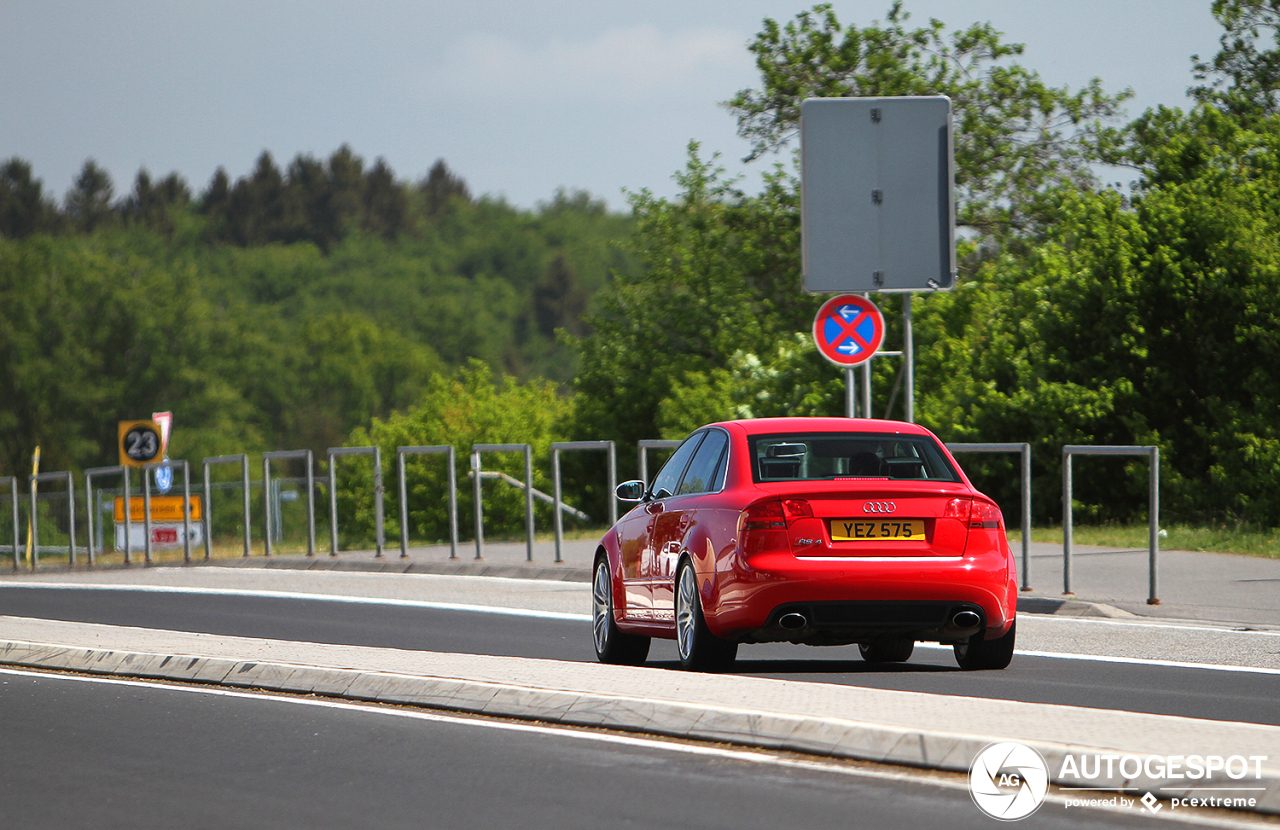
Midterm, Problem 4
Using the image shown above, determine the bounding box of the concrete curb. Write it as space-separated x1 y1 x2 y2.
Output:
1 637 1276 817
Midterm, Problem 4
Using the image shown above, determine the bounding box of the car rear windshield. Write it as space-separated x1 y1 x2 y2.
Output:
749 432 960 483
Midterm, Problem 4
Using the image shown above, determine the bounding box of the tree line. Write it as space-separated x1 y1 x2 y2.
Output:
7 1 1280 543
0 149 635 497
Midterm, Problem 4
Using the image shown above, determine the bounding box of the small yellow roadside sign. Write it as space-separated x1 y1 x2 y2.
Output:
113 495 202 523
118 420 163 468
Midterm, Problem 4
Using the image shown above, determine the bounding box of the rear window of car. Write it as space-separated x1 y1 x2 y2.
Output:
749 432 960 483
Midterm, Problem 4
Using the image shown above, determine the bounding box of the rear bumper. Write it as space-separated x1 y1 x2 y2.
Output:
708 550 1015 644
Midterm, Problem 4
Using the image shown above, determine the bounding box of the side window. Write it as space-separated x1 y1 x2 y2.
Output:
677 430 728 495
649 433 705 500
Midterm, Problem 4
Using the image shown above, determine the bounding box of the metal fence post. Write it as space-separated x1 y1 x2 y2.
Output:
396 446 458 560
203 454 251 559
1061 445 1161 605
3 476 19 569
472 444 535 562
946 442 1032 591
327 446 385 558
550 440 618 564
28 471 76 568
143 463 153 564
177 460 193 563
263 450 315 558
471 449 483 560
202 460 212 560
1149 446 1160 605
552 448 562 564
122 467 132 565
1062 449 1073 596
85 466 125 564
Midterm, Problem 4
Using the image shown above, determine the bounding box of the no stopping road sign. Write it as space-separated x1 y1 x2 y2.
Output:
812 294 885 367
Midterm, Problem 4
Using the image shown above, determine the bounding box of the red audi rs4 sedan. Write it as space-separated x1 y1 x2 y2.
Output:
592 417 1018 672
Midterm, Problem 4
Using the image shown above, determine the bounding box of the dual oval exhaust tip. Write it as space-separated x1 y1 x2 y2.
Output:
778 609 981 632
779 612 807 630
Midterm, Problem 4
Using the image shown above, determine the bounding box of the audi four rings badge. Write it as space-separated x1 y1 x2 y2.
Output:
863 502 895 513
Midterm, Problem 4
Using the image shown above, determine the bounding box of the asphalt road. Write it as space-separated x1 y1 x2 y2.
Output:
2 585 1276 727
0 667 1191 830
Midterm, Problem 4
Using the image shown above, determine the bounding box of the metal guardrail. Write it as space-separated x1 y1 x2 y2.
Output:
1062 445 1160 605
470 444 534 562
29 471 75 568
946 442 1032 591
138 460 195 564
328 446 384 558
2 476 18 569
397 445 459 560
550 440 617 564
262 450 315 557
5 437 1118 578
203 454 251 558
83 465 125 565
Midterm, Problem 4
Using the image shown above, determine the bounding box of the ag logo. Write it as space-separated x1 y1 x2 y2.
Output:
969 741 1049 821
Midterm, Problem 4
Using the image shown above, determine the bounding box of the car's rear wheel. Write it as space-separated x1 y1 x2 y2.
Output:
593 557 650 665
675 561 737 672
859 636 915 663
953 621 1016 670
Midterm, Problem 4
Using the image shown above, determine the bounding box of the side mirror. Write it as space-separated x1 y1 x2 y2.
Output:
615 480 646 502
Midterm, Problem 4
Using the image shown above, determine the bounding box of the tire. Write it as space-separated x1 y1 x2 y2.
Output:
859 636 915 663
675 561 737 672
953 621 1016 670
592 557 650 665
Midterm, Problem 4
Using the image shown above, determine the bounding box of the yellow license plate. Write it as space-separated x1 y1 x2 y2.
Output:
830 519 924 541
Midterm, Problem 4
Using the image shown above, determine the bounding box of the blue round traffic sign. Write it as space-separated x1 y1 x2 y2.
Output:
812 295 885 366
153 457 173 494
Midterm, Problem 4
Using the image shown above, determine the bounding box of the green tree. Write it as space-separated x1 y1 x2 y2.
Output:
64 159 116 233
911 106 1280 524
339 361 570 545
1191 0 1280 122
0 158 62 238
121 169 192 233
572 145 773 456
420 159 472 218
725 2 1131 240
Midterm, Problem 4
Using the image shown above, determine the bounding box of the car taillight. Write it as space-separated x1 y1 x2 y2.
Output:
971 500 1003 530
946 497 1003 529
781 499 813 522
944 498 972 523
738 499 812 532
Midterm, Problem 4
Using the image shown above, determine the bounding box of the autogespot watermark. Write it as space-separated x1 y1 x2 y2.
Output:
970 742 1050 820
968 742 1270 820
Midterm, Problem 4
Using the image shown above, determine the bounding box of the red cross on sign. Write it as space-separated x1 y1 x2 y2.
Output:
812 295 885 367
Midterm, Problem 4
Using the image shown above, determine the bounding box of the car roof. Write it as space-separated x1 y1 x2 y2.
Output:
708 417 936 437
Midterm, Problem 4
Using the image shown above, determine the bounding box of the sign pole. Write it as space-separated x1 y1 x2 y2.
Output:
861 360 872 419
815 294 884 419
904 295 915 423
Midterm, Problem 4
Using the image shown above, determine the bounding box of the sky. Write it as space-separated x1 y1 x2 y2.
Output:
2 0 1222 213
